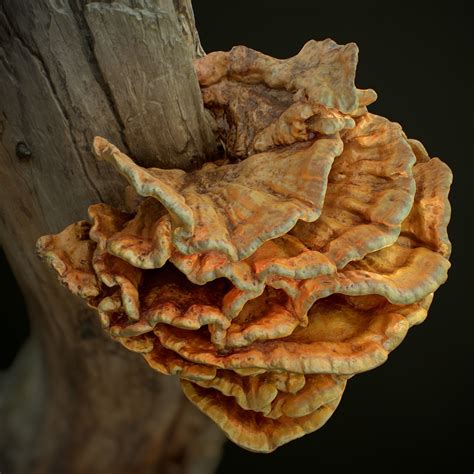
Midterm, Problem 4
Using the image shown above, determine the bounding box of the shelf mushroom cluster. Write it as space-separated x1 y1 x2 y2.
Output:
37 39 452 453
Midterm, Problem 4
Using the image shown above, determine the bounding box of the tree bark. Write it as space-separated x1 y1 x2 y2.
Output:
0 1 224 473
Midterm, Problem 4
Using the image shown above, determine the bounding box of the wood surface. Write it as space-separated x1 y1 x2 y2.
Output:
0 1 223 472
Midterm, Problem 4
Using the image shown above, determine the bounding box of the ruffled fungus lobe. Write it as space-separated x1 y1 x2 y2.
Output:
37 39 452 453
93 134 343 261
194 39 377 157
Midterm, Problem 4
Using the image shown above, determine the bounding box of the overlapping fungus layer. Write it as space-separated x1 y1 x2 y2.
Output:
37 39 452 452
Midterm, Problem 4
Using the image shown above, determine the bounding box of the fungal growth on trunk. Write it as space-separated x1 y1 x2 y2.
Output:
37 39 452 453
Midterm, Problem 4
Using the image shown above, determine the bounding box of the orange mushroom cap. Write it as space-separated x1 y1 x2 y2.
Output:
37 38 452 453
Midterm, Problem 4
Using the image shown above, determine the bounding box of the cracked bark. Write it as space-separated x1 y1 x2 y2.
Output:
0 1 224 473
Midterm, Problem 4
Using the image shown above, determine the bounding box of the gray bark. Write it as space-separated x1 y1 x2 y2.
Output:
0 1 224 473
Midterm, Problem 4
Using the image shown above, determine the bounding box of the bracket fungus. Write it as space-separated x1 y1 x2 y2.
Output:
37 39 452 453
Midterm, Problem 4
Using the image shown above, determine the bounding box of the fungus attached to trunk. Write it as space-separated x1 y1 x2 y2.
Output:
37 39 452 453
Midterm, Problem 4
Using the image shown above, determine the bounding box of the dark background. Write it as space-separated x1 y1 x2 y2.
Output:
1 0 472 472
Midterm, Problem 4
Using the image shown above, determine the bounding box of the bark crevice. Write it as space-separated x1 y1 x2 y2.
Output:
69 1 133 157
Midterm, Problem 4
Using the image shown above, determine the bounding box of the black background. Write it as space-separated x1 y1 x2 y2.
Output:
1 0 473 472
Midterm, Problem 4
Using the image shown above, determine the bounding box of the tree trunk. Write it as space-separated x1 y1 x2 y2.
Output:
0 1 224 473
